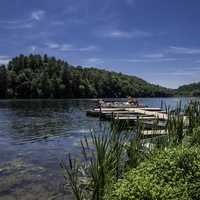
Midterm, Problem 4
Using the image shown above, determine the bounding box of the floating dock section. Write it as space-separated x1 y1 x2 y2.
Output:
86 100 171 138
86 107 168 121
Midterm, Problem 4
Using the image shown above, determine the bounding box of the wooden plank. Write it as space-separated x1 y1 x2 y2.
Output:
87 107 168 121
103 111 137 115
114 116 156 120
142 129 167 136
141 107 162 111
126 108 168 120
94 108 125 112
87 109 139 118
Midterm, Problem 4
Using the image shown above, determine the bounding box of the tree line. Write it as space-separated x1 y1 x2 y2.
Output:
0 54 173 98
176 82 200 97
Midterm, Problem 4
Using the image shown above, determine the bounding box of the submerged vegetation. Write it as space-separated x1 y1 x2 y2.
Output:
0 54 173 98
62 101 200 200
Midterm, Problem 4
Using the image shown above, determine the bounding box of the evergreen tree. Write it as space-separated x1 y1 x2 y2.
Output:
0 65 8 98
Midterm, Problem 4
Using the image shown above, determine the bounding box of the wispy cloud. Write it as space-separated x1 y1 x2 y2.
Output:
84 57 104 66
149 66 200 77
63 4 79 15
59 44 74 51
29 46 37 53
46 43 61 49
0 56 10 65
154 71 195 76
0 19 34 29
0 9 45 29
125 0 135 6
84 54 177 64
122 57 177 63
169 46 200 54
79 46 98 51
51 21 65 26
97 29 151 39
46 42 98 52
3 22 34 29
144 53 164 59
31 10 46 21
46 42 73 51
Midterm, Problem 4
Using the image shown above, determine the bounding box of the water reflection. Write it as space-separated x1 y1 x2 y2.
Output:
0 100 98 144
0 98 198 200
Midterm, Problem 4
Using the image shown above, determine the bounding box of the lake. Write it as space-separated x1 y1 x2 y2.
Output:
0 98 198 200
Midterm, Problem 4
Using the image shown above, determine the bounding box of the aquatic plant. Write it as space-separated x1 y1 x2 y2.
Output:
62 100 200 200
61 125 132 200
166 109 185 145
165 100 200 146
186 100 200 133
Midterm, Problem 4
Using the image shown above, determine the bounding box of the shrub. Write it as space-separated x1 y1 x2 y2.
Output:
105 146 200 200
189 127 200 146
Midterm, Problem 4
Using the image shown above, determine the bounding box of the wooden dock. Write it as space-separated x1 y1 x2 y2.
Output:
87 107 168 121
85 99 190 139
127 107 168 120
86 101 170 138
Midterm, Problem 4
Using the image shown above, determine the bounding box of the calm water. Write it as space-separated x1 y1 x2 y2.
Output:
0 98 198 200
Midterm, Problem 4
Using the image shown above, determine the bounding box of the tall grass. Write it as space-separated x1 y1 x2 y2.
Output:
61 125 131 200
62 100 200 200
186 100 200 133
166 101 185 145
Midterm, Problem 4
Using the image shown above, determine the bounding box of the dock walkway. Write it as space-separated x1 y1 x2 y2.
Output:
87 107 168 121
127 107 168 120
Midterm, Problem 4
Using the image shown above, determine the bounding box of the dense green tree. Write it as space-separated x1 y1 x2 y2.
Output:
0 54 173 98
176 82 200 96
0 65 8 98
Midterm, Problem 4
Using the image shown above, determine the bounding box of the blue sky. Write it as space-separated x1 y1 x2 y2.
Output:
0 0 200 88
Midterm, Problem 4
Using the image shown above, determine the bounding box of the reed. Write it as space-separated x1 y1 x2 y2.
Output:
61 124 132 200
166 107 185 145
186 100 200 133
62 100 200 200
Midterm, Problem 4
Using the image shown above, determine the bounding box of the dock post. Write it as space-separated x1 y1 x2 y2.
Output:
99 105 102 119
136 115 140 140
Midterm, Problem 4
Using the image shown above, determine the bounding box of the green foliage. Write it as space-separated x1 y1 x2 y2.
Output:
176 82 200 96
0 54 172 98
166 104 185 145
188 127 200 146
0 65 8 98
61 127 130 200
105 146 200 200
61 119 155 200
186 101 200 133
62 101 200 200
1 54 199 98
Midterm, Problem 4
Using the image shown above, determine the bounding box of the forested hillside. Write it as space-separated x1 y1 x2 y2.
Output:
0 54 173 98
176 82 200 96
